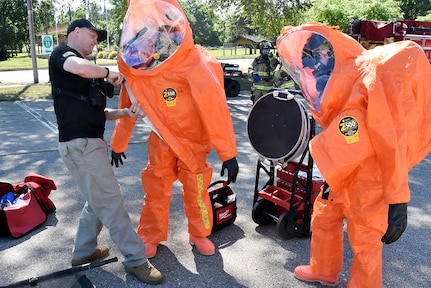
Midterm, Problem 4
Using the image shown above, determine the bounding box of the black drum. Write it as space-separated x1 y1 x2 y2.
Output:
247 90 310 162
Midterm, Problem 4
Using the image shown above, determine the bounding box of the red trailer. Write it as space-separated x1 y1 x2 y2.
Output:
348 19 431 62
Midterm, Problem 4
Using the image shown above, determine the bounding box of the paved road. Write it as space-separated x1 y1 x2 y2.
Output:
0 74 430 287
0 68 51 85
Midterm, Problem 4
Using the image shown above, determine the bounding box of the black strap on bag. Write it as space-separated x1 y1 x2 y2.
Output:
208 180 227 188
21 185 51 215
208 180 229 204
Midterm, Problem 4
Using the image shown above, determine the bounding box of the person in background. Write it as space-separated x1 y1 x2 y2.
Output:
249 40 279 103
48 18 163 285
272 64 297 90
277 23 431 287
110 0 239 259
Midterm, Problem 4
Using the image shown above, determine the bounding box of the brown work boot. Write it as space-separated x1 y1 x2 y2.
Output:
189 235 215 256
71 245 110 266
124 261 163 285
294 265 339 286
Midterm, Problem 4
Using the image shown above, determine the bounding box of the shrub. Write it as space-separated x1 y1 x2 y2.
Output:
108 51 117 59
97 51 108 59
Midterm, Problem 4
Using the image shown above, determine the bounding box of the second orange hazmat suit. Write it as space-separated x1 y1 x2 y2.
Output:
277 23 431 287
110 0 238 246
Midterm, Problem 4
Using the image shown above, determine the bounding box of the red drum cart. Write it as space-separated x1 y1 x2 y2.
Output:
246 89 324 239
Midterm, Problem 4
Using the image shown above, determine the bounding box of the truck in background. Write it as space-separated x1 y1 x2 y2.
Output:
347 19 431 62
221 62 243 97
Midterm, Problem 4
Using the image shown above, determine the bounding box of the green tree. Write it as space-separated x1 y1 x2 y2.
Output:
217 11 254 43
399 0 431 19
209 0 311 39
110 0 128 48
73 1 105 25
181 0 222 45
305 0 403 31
111 0 224 46
417 10 431 20
34 0 55 35
0 0 30 60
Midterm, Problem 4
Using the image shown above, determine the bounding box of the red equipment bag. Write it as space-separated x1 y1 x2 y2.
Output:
0 172 56 238
208 181 237 233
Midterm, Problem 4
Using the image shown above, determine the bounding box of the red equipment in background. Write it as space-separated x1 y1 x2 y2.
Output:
252 158 324 239
348 19 431 62
247 90 324 240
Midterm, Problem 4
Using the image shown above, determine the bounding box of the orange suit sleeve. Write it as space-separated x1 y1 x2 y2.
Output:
190 46 237 162
110 85 137 153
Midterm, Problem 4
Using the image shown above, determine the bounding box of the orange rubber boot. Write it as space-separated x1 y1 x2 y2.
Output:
294 265 339 287
145 243 158 259
189 235 215 256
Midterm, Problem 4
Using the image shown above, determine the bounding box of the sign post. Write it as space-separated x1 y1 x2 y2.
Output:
26 0 38 83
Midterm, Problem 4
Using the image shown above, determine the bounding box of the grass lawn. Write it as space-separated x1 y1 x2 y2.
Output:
0 84 52 101
0 54 50 70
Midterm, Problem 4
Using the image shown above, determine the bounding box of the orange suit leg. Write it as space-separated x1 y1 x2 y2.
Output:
345 180 387 288
178 157 213 237
138 132 178 244
309 192 345 277
309 180 388 288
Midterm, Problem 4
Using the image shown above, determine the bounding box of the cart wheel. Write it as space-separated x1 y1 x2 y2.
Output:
276 211 296 240
252 198 276 225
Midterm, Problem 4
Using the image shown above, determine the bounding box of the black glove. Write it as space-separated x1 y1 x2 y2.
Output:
381 203 407 244
220 157 239 185
111 151 127 167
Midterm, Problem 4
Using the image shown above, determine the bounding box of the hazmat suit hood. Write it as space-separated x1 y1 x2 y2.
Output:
111 0 237 173
277 23 365 127
119 0 192 71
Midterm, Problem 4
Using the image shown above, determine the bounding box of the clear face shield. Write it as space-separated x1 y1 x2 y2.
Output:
119 1 186 70
278 31 334 112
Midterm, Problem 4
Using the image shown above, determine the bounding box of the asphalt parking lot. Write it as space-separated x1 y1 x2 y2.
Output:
0 87 430 287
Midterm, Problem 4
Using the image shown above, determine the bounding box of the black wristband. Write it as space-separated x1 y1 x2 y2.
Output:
104 67 110 78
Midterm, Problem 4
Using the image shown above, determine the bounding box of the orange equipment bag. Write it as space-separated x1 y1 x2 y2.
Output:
0 172 56 238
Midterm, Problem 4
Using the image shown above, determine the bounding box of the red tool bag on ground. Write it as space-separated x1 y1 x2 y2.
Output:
0 172 56 238
208 181 237 233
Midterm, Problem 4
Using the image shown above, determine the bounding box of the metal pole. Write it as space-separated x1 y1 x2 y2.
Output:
104 0 110 51
27 0 39 84
85 0 89 19
55 15 58 46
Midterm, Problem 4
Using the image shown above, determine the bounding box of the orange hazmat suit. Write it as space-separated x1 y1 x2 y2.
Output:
110 0 237 244
277 23 431 287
